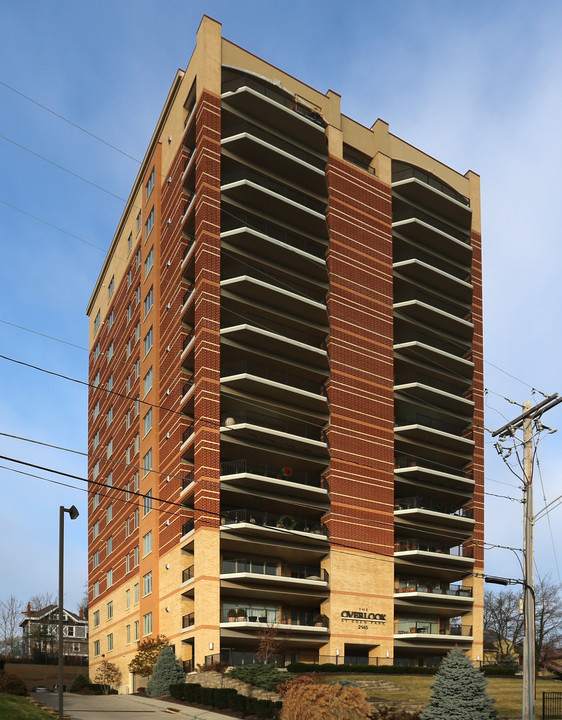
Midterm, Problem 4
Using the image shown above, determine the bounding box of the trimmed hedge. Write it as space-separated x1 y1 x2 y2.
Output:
286 662 437 675
481 666 518 676
168 682 281 717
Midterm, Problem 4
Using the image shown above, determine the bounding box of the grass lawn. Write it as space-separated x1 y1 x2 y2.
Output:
339 674 562 719
0 694 55 720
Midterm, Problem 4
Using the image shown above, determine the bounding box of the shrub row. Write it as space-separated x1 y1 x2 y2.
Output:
481 666 517 676
286 662 437 675
169 683 282 718
228 664 287 691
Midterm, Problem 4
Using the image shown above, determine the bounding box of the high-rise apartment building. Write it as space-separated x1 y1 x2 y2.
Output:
87 16 483 688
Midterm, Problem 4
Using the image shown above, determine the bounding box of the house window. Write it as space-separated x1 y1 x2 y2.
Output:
108 276 115 300
126 446 131 465
106 536 113 556
93 522 99 539
66 626 75 637
93 639 100 656
136 211 142 234
126 338 132 359
93 550 99 568
144 327 153 356
126 377 131 395
107 633 113 651
143 571 152 596
134 546 139 567
142 530 152 556
107 569 113 588
134 583 139 604
93 581 100 599
126 624 131 644
127 303 132 323
134 361 140 380
146 168 155 200
127 268 132 288
145 247 154 278
134 471 139 492
125 517 131 538
93 610 100 628
143 612 152 636
142 450 152 477
126 588 131 609
107 504 113 523
143 490 153 516
136 248 141 269
134 620 139 641
143 408 152 436
93 432 99 451
143 368 153 396
144 287 153 317
145 207 154 239
125 483 131 501
107 601 113 620
94 310 101 334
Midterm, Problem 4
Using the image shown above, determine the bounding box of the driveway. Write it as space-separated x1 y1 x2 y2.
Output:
31 692 234 720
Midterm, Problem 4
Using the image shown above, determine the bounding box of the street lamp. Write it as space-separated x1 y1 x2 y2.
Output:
58 505 79 720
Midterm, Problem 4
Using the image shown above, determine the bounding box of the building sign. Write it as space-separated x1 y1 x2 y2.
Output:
340 607 387 630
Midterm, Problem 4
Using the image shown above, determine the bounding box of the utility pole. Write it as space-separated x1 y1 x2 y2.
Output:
492 393 561 720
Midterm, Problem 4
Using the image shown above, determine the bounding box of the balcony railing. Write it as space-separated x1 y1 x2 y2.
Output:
220 459 323 488
183 660 193 673
394 455 472 480
182 284 195 306
182 378 194 397
222 213 326 259
394 289 471 320
394 329 470 358
395 414 469 437
182 470 194 490
394 620 473 636
222 167 326 215
182 422 195 443
395 371 467 397
222 608 329 627
393 206 470 244
395 540 474 558
394 247 470 282
221 312 325 348
221 508 327 536
182 613 195 629
392 167 470 207
181 519 195 536
221 409 323 441
395 497 473 518
222 558 328 582
222 262 326 303
223 121 326 169
182 565 195 583
221 360 322 394
182 329 195 349
396 581 472 597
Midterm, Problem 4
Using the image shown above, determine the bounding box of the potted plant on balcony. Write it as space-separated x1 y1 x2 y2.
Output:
227 609 237 623
278 515 296 530
314 614 324 627
236 608 247 622
281 466 293 481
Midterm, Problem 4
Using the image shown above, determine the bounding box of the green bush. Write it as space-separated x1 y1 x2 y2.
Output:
169 683 184 700
70 673 90 692
89 683 118 695
286 662 437 675
212 687 237 708
228 663 287 691
199 686 213 705
481 666 517 676
184 683 201 702
0 670 27 696
147 646 186 697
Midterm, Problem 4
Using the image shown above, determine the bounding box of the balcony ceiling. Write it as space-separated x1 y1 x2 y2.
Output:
393 220 472 265
393 259 472 304
394 341 474 379
394 382 474 416
394 300 473 340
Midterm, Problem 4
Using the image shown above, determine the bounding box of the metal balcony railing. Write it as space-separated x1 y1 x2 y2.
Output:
395 581 472 597
392 167 470 207
395 497 473 518
394 455 472 480
222 262 326 303
222 558 328 583
181 519 195 536
221 409 323 441
182 329 195 349
394 247 470 282
182 284 195 306
395 540 474 558
223 608 329 627
220 459 323 488
221 360 322 394
182 422 195 443
394 620 473 636
182 470 194 490
182 566 194 583
394 289 471 320
222 167 326 215
394 371 466 397
182 613 195 629
221 508 326 536
221 312 325 348
393 206 470 244
395 414 469 437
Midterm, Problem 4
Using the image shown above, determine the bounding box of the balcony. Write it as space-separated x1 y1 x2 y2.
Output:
393 211 472 266
181 191 196 227
222 261 326 304
182 613 195 630
392 166 471 226
394 413 473 458
393 259 472 305
394 382 473 418
394 539 474 568
394 341 474 384
394 497 474 536
394 620 473 639
181 519 195 537
394 581 473 608
221 608 329 630
396 496 473 518
180 421 195 457
221 508 326 536
394 299 473 342
394 244 470 283
182 565 195 584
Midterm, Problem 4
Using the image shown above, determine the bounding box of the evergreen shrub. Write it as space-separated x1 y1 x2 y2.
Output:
147 646 186 697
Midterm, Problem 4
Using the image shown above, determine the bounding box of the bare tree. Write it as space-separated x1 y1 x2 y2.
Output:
484 588 523 664
256 622 290 665
28 592 57 611
534 576 562 664
0 596 23 657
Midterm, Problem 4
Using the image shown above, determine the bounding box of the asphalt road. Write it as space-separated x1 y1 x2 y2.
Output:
31 691 234 720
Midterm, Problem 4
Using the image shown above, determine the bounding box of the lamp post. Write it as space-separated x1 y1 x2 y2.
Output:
58 505 79 720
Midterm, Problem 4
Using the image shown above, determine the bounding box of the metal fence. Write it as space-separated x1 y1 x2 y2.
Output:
543 692 562 720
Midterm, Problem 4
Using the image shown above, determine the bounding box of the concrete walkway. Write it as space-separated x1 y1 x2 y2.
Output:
32 691 236 720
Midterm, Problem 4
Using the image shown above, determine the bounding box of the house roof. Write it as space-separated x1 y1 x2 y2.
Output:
19 605 87 628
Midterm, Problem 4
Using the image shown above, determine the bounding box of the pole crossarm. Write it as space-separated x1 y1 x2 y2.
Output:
491 393 559 437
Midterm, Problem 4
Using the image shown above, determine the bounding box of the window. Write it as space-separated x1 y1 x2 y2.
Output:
133 509 139 529
126 446 131 465
93 639 100 656
93 610 100 628
93 401 100 421
107 472 113 488
93 581 100 599
108 309 114 330
134 583 139 604
143 571 153 596
106 536 113 556
107 374 113 391
143 612 152 636
134 471 139 492
93 432 99 451
94 310 101 334
127 232 133 256
66 626 75 637
93 521 99 539
145 207 154 238
142 450 152 477
125 482 131 501
143 408 152 436
126 588 131 609
135 361 140 380
107 342 114 361
107 569 113 587
107 406 113 426
142 530 152 556
144 326 153 356
126 338 132 359
134 433 139 455
126 376 131 395
92 461 100 480
127 268 132 288
93 372 100 389
93 550 99 568
125 517 131 538
107 633 113 651
125 553 130 572
143 368 153 396
134 546 139 567
93 489 100 507
127 303 132 323
107 504 113 523
136 210 142 234
136 248 141 269
126 624 131 644
144 287 153 317
145 247 154 278
106 439 113 458
94 342 100 361
134 620 139 641
146 168 155 200
107 601 113 620
108 276 115 300
135 284 141 305
143 491 153 516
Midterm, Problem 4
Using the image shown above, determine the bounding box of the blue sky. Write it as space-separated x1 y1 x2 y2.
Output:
1 0 562 612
